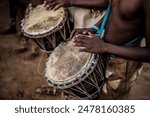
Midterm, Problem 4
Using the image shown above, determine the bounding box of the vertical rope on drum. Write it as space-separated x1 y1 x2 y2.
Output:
40 38 47 51
52 33 56 48
47 36 52 47
80 82 88 94
32 38 43 50
87 74 99 90
92 71 99 88
64 89 81 99
59 26 66 40
97 59 105 80
63 24 66 40
67 20 71 34
74 84 90 97
47 35 52 42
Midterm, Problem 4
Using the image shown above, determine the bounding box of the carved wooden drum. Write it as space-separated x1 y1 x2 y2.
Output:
45 40 108 99
22 4 72 52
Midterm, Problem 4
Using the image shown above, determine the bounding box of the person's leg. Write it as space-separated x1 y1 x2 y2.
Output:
1 0 18 34
9 0 17 23
99 57 143 100
18 0 29 19
14 0 30 55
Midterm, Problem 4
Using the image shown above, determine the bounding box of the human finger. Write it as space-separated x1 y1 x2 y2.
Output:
73 40 89 47
75 34 93 40
76 47 89 52
46 2 57 10
44 0 53 7
53 3 63 11
88 32 101 39
70 29 77 39
73 34 89 43
82 30 89 35
70 29 84 39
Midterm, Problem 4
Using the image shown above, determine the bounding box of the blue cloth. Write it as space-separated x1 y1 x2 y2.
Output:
90 25 100 34
123 35 144 46
98 0 112 38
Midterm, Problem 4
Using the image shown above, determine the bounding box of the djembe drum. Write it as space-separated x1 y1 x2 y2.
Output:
45 40 109 99
21 4 72 53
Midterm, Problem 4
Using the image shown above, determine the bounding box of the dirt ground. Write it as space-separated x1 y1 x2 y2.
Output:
0 0 150 100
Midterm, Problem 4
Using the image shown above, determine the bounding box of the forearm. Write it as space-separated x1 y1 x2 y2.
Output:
105 43 150 62
71 0 109 10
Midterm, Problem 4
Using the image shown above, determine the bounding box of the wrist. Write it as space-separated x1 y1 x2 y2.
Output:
103 43 110 53
69 0 75 6
70 0 81 6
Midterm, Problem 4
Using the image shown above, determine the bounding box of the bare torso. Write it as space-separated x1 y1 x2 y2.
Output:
104 0 144 45
72 0 150 62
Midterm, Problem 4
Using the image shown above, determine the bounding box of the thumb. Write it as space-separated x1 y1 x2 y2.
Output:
88 32 96 36
88 32 101 39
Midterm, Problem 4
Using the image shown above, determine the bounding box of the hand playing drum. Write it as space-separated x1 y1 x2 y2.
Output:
70 28 97 39
22 3 72 52
73 33 108 54
45 40 108 99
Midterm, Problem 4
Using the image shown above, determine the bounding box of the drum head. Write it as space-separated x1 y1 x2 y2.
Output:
46 40 91 82
22 4 66 38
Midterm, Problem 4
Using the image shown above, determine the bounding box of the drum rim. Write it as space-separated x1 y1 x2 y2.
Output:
45 41 99 89
21 7 68 39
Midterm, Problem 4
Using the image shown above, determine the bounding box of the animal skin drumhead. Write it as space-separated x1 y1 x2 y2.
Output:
23 5 65 35
46 40 92 82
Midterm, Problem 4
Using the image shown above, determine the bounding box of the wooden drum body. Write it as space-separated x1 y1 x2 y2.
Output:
45 40 108 99
21 4 72 52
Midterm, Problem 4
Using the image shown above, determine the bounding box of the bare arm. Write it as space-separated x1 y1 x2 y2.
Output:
105 44 150 62
144 0 150 49
45 0 109 10
71 0 109 9
30 0 44 7
73 34 150 63
73 0 150 63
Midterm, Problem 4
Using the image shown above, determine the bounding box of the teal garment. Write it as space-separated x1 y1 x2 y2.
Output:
98 0 112 38
123 35 144 46
98 0 144 46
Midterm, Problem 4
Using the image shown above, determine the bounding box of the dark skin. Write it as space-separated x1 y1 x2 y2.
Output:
44 0 108 36
45 0 150 63
30 0 44 7
73 0 150 63
44 0 109 10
